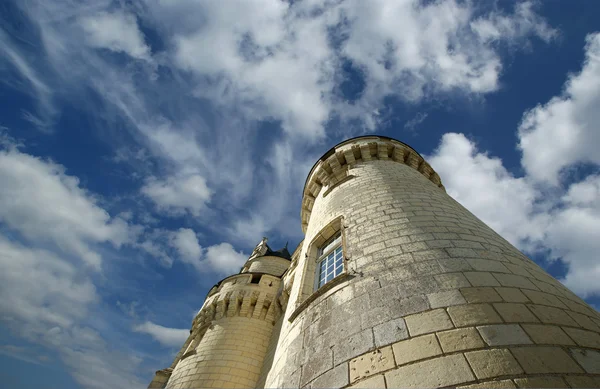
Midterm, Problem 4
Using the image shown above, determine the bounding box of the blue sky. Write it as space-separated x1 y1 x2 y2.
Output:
0 0 599 388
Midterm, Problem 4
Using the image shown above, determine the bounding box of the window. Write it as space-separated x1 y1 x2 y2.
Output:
315 232 343 289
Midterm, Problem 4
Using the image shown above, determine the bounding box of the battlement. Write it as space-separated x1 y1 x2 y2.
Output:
301 136 444 232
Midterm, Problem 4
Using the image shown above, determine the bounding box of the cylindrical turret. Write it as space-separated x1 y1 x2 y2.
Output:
264 136 600 389
148 240 291 389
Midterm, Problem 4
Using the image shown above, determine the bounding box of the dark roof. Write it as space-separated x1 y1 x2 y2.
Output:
262 244 292 260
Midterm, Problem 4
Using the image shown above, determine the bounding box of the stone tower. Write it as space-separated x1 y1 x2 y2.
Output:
149 135 600 389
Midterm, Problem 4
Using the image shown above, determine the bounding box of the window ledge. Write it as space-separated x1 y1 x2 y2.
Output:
288 272 353 323
180 349 196 361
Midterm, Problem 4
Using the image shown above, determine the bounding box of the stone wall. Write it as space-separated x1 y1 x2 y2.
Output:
164 273 282 389
263 137 600 389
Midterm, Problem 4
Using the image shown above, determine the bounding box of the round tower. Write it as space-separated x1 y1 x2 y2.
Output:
148 239 291 389
264 136 600 389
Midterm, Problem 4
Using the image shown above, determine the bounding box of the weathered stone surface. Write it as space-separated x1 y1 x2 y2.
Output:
461 287 503 303
373 317 408 348
465 349 523 379
513 376 569 388
464 272 501 287
476 324 533 346
348 374 385 389
385 354 475 389
435 273 471 289
333 328 374 366
405 308 454 336
570 348 600 374
349 347 394 383
564 375 600 388
427 289 466 308
437 327 484 353
310 362 349 388
495 287 530 303
448 304 502 327
493 303 539 323
300 348 333 386
459 379 516 389
562 327 600 348
521 324 575 345
511 346 584 374
392 334 442 366
527 305 578 326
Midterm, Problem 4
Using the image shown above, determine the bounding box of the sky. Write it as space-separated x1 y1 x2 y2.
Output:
0 0 599 388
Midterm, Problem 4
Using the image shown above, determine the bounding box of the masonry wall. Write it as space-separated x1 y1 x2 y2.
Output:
264 140 600 389
162 273 282 389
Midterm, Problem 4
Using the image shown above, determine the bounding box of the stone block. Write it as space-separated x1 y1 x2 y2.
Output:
392 334 442 366
385 354 475 389
562 327 600 348
373 318 409 348
466 258 510 273
570 348 600 374
464 272 500 287
461 287 503 303
439 258 473 272
405 308 454 336
503 262 536 277
300 349 333 386
436 327 485 353
333 328 374 366
459 379 516 388
521 324 575 345
476 324 532 346
465 349 523 379
493 303 539 323
564 375 600 388
521 289 567 308
435 273 471 289
427 289 466 308
527 305 578 326
412 249 449 261
513 377 569 388
310 362 349 388
511 346 584 374
493 273 538 290
349 347 394 383
448 304 503 327
446 248 477 258
348 374 385 389
495 287 530 303
566 310 600 331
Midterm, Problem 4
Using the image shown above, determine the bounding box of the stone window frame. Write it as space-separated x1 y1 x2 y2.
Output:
288 216 351 322
314 231 343 290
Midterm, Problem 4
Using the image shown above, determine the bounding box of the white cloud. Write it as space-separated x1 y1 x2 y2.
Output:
167 0 556 138
544 176 600 296
518 32 600 184
79 11 151 60
0 146 134 269
169 228 247 275
133 322 188 348
0 237 144 389
204 243 247 275
141 174 212 217
471 1 557 44
169 228 202 267
0 29 56 130
428 133 544 247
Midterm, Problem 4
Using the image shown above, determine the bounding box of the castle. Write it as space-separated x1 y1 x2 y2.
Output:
148 136 600 388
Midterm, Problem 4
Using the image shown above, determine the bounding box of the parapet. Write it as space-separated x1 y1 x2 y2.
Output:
301 136 444 232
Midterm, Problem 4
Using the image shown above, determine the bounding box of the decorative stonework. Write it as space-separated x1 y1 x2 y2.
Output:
301 136 444 232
